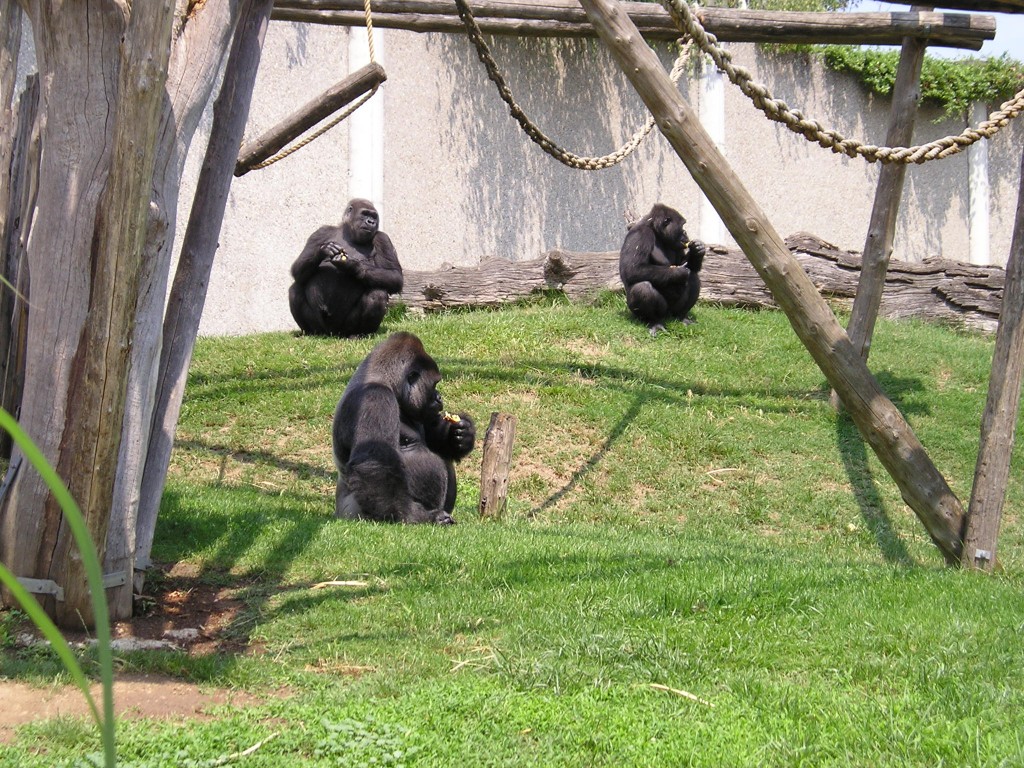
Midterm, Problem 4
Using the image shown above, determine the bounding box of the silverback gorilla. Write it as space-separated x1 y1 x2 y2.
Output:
332 332 476 524
288 198 403 337
619 203 706 336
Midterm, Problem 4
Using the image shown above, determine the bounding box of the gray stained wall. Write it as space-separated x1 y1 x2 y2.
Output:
166 23 1021 334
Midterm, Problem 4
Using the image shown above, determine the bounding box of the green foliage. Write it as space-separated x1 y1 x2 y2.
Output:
821 46 1024 117
0 409 116 768
1 304 1023 766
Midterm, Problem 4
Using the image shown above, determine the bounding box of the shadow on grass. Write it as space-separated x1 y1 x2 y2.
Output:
833 372 931 566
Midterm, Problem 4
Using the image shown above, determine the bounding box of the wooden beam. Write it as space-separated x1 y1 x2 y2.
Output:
235 61 385 176
885 0 1024 14
962 146 1024 571
271 0 995 49
576 0 966 563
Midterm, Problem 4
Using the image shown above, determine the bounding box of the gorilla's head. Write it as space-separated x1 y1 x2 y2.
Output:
648 203 689 248
369 332 443 421
342 198 380 245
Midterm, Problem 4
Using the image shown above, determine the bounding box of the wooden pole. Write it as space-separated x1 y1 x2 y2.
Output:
479 412 517 518
830 7 929 412
576 0 966 563
270 1 995 49
235 61 386 176
135 0 276 599
961 146 1024 571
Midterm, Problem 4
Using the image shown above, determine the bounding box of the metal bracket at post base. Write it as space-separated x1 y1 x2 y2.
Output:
15 571 128 602
972 548 994 567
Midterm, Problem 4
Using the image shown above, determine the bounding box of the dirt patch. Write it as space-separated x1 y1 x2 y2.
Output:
1 562 279 742
0 673 269 743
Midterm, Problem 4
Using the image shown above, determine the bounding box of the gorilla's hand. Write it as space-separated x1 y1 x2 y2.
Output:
686 240 706 271
448 415 476 455
320 240 347 262
668 264 691 282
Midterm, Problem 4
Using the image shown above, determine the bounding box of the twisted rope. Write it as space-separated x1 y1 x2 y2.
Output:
250 0 380 171
453 0 692 170
660 0 1024 164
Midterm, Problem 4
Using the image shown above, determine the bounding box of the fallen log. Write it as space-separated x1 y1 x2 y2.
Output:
398 233 1004 333
271 0 995 49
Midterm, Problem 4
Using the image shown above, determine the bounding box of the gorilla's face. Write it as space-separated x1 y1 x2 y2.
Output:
400 354 443 422
654 206 688 249
344 198 380 245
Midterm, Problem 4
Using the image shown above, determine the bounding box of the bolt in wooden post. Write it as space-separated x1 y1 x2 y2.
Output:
479 412 516 519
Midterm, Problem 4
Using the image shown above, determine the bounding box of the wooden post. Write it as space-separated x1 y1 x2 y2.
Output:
846 9 928 363
577 0 966 563
133 0 276 606
961 146 1024 571
479 412 517 518
234 61 386 176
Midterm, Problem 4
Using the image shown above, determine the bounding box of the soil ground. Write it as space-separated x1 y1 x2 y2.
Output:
0 562 275 744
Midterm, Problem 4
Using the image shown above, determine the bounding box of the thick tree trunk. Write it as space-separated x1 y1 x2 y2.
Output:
0 2 127 624
961 147 1024 571
135 0 274 599
398 237 1006 333
577 0 965 563
105 0 244 620
47 1 175 629
271 0 994 49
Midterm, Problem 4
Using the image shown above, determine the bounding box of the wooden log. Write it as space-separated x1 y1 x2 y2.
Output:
270 0 995 49
884 0 1024 13
579 0 967 562
479 412 517 518
961 146 1024 571
398 237 1005 333
235 61 386 176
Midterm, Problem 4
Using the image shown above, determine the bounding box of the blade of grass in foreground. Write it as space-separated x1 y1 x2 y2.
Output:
0 407 116 767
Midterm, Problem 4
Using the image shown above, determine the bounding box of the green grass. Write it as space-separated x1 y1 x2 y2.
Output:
2 296 1024 766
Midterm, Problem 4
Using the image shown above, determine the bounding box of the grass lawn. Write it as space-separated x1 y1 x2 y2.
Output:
2 295 1023 766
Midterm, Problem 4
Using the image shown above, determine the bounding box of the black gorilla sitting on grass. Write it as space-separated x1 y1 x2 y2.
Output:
332 332 476 524
288 198 403 337
619 203 706 336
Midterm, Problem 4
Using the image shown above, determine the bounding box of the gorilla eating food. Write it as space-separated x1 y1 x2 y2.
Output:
332 332 476 525
619 203 706 336
288 198 403 337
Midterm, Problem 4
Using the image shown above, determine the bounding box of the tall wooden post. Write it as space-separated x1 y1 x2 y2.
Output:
844 7 929 366
576 0 965 563
479 412 517 518
961 147 1024 571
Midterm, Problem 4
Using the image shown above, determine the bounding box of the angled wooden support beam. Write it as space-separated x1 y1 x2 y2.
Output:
577 0 966 563
235 61 386 176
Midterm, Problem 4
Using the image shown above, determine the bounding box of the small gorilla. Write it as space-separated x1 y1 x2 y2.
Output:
288 198 403 337
619 203 706 336
332 332 476 525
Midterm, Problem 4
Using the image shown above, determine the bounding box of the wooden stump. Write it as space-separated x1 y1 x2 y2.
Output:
479 412 517 519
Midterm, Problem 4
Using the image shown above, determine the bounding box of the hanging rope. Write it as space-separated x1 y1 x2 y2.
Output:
250 0 381 171
453 0 693 170
659 0 1024 164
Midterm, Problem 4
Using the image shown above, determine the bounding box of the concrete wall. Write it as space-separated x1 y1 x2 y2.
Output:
15 20 1024 336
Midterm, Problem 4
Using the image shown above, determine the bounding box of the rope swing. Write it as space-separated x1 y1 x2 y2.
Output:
235 0 384 176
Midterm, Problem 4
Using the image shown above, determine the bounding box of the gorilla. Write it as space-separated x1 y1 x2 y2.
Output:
288 198 403 337
332 332 476 525
619 203 706 336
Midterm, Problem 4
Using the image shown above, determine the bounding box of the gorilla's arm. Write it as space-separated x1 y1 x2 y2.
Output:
686 240 706 273
291 225 341 284
345 232 404 294
345 384 439 522
619 226 689 289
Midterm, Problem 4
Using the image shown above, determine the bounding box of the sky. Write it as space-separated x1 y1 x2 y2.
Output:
854 2 1024 60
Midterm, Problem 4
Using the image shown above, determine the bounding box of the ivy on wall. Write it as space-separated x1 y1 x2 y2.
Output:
820 46 1024 117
